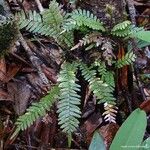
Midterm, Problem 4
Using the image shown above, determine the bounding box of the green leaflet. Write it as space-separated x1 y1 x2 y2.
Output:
128 40 150 50
111 21 131 31
42 0 64 27
110 108 147 150
79 62 115 104
11 85 60 139
17 0 74 48
116 51 136 68
95 61 115 89
63 9 105 32
89 131 106 150
111 20 131 37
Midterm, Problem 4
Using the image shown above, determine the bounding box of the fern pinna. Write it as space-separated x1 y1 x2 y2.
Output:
63 9 105 32
12 86 59 138
79 62 115 104
116 51 136 68
111 20 131 37
17 0 74 48
94 61 115 89
79 62 117 123
57 62 81 144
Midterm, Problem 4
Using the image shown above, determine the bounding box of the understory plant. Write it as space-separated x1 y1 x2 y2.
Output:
12 0 150 147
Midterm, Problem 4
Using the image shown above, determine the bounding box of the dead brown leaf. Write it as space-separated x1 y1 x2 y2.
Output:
99 123 119 150
0 58 6 82
7 81 31 115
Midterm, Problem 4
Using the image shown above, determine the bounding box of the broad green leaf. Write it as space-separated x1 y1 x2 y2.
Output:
134 31 150 43
89 131 106 150
140 138 150 150
110 108 147 150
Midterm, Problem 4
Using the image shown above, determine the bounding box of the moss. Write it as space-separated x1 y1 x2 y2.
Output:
0 18 18 56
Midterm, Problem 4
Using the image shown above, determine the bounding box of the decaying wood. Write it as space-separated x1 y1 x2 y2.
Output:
18 33 49 85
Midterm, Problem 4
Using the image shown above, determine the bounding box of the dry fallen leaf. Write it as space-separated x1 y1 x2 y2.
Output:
7 81 31 115
0 58 6 82
99 123 119 150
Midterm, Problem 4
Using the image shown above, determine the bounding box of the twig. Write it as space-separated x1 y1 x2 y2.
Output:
35 0 44 12
18 32 49 84
123 89 132 113
126 0 147 101
126 0 137 25
134 66 147 101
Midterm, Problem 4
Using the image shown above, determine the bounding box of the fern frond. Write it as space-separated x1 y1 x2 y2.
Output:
18 10 41 29
112 21 131 31
17 10 74 48
111 20 131 37
79 62 115 104
17 11 59 37
111 26 131 37
116 51 136 68
42 0 64 27
12 86 59 137
58 31 74 48
103 102 118 123
63 9 105 31
57 62 81 136
94 61 107 77
71 32 102 51
94 61 115 89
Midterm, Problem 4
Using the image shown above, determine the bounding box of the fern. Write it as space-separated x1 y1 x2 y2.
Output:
17 1 74 48
111 20 131 37
58 31 74 48
11 86 60 138
112 21 131 31
71 32 102 51
57 62 81 141
17 10 59 37
93 61 117 123
79 62 115 104
116 51 136 68
63 9 105 32
42 0 64 27
94 61 115 89
103 102 118 123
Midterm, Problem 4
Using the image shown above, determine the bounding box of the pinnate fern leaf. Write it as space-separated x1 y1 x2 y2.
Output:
17 10 59 37
63 9 105 31
116 51 136 68
17 4 74 48
57 62 81 136
42 0 64 27
94 61 115 89
12 86 59 138
111 20 131 37
112 21 131 31
79 62 115 104
71 32 102 51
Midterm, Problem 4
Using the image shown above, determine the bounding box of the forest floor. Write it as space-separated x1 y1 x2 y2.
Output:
0 0 150 149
